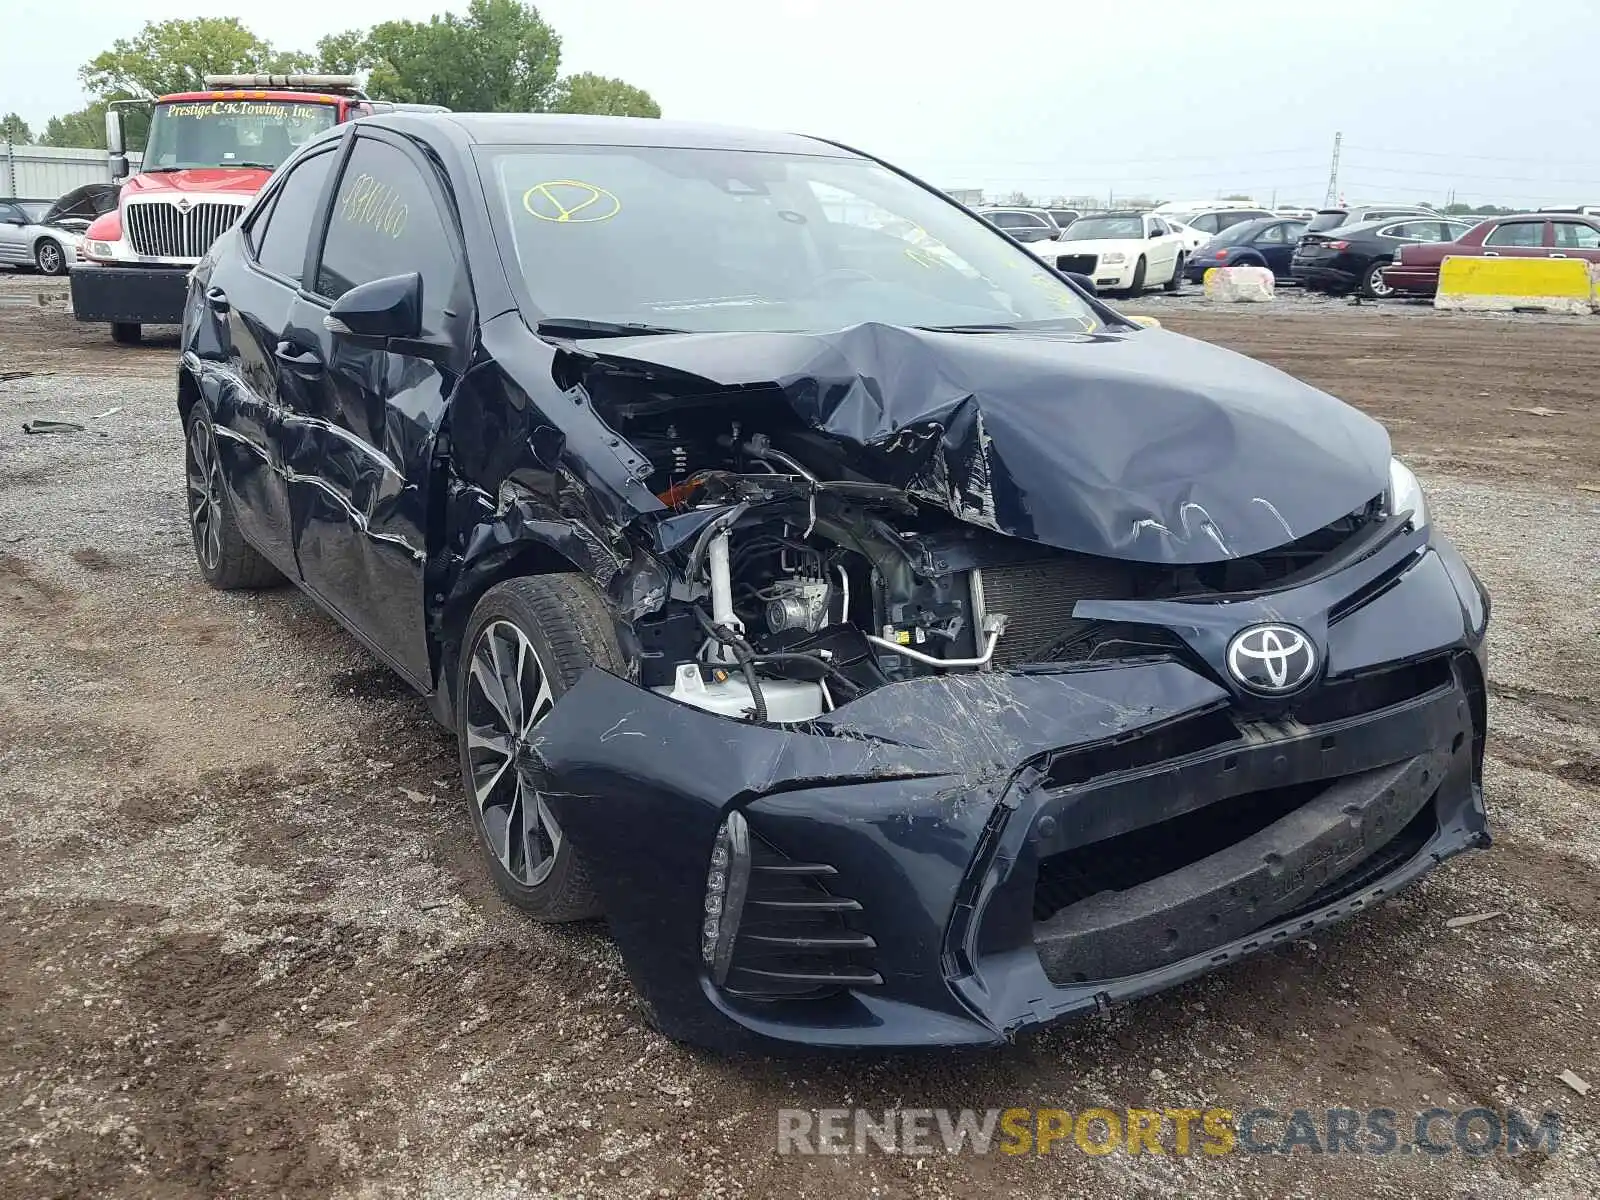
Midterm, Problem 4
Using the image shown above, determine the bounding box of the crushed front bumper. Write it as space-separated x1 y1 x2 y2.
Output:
69 263 190 325
535 525 1490 1051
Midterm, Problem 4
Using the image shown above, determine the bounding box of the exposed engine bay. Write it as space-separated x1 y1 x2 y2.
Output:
603 374 1387 726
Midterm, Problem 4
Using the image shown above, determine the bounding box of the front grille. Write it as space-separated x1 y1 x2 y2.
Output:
724 837 880 1000
1055 253 1098 274
977 557 1134 666
124 200 245 259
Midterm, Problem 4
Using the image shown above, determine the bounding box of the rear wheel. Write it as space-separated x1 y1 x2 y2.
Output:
111 322 141 345
1129 256 1147 294
184 409 282 590
1164 254 1185 292
456 574 625 922
1360 259 1395 299
34 240 66 276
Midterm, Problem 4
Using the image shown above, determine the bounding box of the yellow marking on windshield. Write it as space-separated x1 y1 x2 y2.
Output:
522 180 622 224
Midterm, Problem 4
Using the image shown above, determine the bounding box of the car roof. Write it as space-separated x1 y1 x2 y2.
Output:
372 112 862 158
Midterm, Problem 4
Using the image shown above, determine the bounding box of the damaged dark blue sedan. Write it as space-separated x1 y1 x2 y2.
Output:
178 112 1491 1051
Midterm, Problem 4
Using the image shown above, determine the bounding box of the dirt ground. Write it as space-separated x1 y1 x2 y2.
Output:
1 275 1596 1198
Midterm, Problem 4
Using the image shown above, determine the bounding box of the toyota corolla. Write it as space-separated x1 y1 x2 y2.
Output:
178 112 1491 1051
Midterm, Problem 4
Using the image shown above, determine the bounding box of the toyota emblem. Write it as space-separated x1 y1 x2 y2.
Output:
1226 624 1318 695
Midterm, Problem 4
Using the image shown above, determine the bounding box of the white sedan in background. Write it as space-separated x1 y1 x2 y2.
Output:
1031 211 1186 293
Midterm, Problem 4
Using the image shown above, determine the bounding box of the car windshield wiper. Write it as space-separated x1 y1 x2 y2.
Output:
535 317 690 339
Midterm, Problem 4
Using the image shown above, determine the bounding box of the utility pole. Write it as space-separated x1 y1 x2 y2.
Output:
1323 131 1342 208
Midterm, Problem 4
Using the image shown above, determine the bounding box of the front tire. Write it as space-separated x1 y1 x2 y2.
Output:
1129 256 1147 294
111 322 141 345
1360 259 1395 299
184 409 283 590
456 574 625 922
1164 254 1185 292
34 240 67 276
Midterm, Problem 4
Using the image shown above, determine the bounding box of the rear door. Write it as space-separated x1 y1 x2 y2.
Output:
1549 219 1600 265
202 146 339 575
280 127 472 688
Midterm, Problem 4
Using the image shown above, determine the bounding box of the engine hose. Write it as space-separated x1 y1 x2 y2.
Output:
691 606 768 723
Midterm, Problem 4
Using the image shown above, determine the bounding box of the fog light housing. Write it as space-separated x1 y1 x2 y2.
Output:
702 810 751 984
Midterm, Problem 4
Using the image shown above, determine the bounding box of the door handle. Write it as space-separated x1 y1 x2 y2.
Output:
274 341 323 373
1550 253 1568 258
204 286 229 313
1483 251 1499 256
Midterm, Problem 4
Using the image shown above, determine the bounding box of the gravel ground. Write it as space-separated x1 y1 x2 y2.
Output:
1 277 1597 1198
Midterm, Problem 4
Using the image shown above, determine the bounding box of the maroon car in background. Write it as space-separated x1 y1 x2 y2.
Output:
1383 213 1600 296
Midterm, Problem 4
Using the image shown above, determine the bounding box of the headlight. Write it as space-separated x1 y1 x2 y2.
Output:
1386 457 1428 530
1101 252 1128 265
702 810 751 984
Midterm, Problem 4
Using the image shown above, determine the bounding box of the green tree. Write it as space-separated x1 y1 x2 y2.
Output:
314 29 373 75
366 0 562 111
39 97 150 150
79 18 303 101
551 72 660 117
0 113 31 143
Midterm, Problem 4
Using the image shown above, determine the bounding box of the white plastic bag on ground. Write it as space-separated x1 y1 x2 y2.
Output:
1203 266 1275 303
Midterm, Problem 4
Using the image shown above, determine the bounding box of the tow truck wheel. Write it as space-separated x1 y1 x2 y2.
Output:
457 575 625 922
34 240 66 276
111 323 141 345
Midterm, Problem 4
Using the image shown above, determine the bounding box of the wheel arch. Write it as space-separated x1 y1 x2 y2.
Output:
431 533 607 728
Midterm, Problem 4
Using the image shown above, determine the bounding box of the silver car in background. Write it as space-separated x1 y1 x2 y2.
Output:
0 184 116 275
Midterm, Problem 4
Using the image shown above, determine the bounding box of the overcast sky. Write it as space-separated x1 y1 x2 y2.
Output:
6 0 1599 207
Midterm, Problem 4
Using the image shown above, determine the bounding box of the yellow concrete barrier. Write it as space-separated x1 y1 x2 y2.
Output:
1435 256 1594 314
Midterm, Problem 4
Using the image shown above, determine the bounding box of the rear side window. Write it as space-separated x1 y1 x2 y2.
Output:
1306 211 1347 233
252 151 334 283
316 137 460 329
1190 213 1220 233
1552 221 1600 249
1253 223 1287 244
1484 221 1544 247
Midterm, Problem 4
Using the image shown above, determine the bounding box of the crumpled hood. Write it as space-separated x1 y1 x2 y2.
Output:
581 322 1391 564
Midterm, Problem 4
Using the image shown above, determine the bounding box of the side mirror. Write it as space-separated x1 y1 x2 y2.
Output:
324 272 423 342
109 154 130 181
105 109 125 156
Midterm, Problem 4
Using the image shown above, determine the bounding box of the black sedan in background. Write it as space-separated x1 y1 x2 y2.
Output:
178 112 1490 1052
1293 216 1477 297
1184 217 1308 283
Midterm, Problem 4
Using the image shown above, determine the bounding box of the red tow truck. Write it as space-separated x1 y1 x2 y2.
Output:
73 75 382 344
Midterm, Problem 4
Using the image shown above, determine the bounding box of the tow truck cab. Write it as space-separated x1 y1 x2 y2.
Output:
72 75 380 344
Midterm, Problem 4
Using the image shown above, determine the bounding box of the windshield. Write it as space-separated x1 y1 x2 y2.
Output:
1061 215 1144 241
19 201 49 222
142 99 339 170
1306 211 1348 233
479 146 1100 334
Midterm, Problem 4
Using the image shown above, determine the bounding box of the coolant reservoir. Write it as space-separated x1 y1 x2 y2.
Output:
652 662 824 723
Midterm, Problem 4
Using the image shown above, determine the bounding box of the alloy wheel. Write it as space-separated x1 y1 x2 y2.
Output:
1366 263 1395 298
37 242 63 274
464 620 562 887
186 419 223 571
